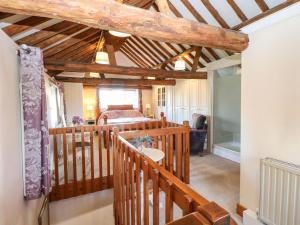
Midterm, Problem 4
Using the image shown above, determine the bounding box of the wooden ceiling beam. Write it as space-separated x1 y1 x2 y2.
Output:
141 0 156 9
44 28 99 58
74 44 98 61
17 21 77 45
188 52 204 68
55 77 176 86
95 84 153 90
124 42 156 67
44 62 207 79
158 1 219 65
205 48 220 60
180 0 206 23
141 38 175 67
255 0 269 12
120 48 147 68
233 1 300 30
226 0 247 22
0 12 13 20
121 49 148 68
69 43 98 62
36 24 86 49
178 43 210 63
153 46 196 69
3 16 50 37
0 0 248 52
200 0 230 29
155 0 173 16
121 45 150 68
49 34 100 60
128 38 160 65
132 37 164 63
165 42 193 68
154 1 201 70
106 44 117 66
123 44 152 68
192 47 202 72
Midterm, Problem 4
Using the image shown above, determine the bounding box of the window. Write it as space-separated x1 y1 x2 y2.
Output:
157 87 166 107
99 88 139 109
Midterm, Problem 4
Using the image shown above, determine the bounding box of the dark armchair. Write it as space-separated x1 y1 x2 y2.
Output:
190 114 208 155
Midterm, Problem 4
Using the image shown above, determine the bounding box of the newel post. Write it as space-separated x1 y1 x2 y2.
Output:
197 202 230 225
103 115 108 125
160 112 166 127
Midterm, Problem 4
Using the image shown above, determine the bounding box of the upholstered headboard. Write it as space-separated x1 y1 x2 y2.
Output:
107 104 134 110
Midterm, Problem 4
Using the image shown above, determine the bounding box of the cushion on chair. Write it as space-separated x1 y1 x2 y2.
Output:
191 113 206 129
195 115 206 129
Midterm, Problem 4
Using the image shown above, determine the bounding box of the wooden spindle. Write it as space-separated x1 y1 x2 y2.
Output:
53 131 59 188
90 127 94 191
72 127 78 195
125 146 130 225
153 136 158 148
169 134 174 175
81 126 86 193
129 150 135 225
98 126 103 185
165 180 173 223
62 129 68 198
116 138 122 225
136 155 141 225
183 121 190 184
152 169 159 225
121 143 126 225
175 133 182 180
162 135 166 168
143 161 149 225
106 127 110 180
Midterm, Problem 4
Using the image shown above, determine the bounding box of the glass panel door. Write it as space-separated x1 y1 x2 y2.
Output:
213 65 241 152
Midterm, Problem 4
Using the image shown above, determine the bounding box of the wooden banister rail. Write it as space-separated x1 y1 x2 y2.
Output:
48 119 184 201
165 212 210 225
118 123 190 183
112 127 230 225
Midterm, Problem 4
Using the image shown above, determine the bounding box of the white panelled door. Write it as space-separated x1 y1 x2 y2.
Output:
174 80 190 124
152 80 208 124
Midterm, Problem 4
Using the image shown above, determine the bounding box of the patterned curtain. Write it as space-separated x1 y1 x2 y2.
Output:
20 46 51 200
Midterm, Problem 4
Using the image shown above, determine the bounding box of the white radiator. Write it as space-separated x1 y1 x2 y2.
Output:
259 158 300 225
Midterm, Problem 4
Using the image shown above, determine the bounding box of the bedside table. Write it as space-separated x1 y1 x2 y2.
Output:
146 115 154 119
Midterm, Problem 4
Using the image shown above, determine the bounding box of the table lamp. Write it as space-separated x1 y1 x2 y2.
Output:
145 103 151 116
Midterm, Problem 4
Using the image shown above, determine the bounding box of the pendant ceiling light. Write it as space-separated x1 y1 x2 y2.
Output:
109 30 131 38
174 59 185 71
96 51 109 64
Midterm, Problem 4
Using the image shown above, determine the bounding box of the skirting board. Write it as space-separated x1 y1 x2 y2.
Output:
213 145 240 163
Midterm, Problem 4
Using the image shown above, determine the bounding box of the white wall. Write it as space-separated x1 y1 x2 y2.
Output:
64 82 84 124
240 13 300 211
0 30 43 225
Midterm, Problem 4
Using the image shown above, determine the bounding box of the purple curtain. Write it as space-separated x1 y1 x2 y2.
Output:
20 46 51 200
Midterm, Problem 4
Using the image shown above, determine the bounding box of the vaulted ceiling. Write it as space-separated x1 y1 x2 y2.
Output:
0 0 297 74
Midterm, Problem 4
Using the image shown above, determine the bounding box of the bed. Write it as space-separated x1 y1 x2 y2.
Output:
97 104 155 125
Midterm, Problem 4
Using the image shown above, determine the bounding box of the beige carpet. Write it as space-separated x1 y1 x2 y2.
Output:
189 154 240 214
